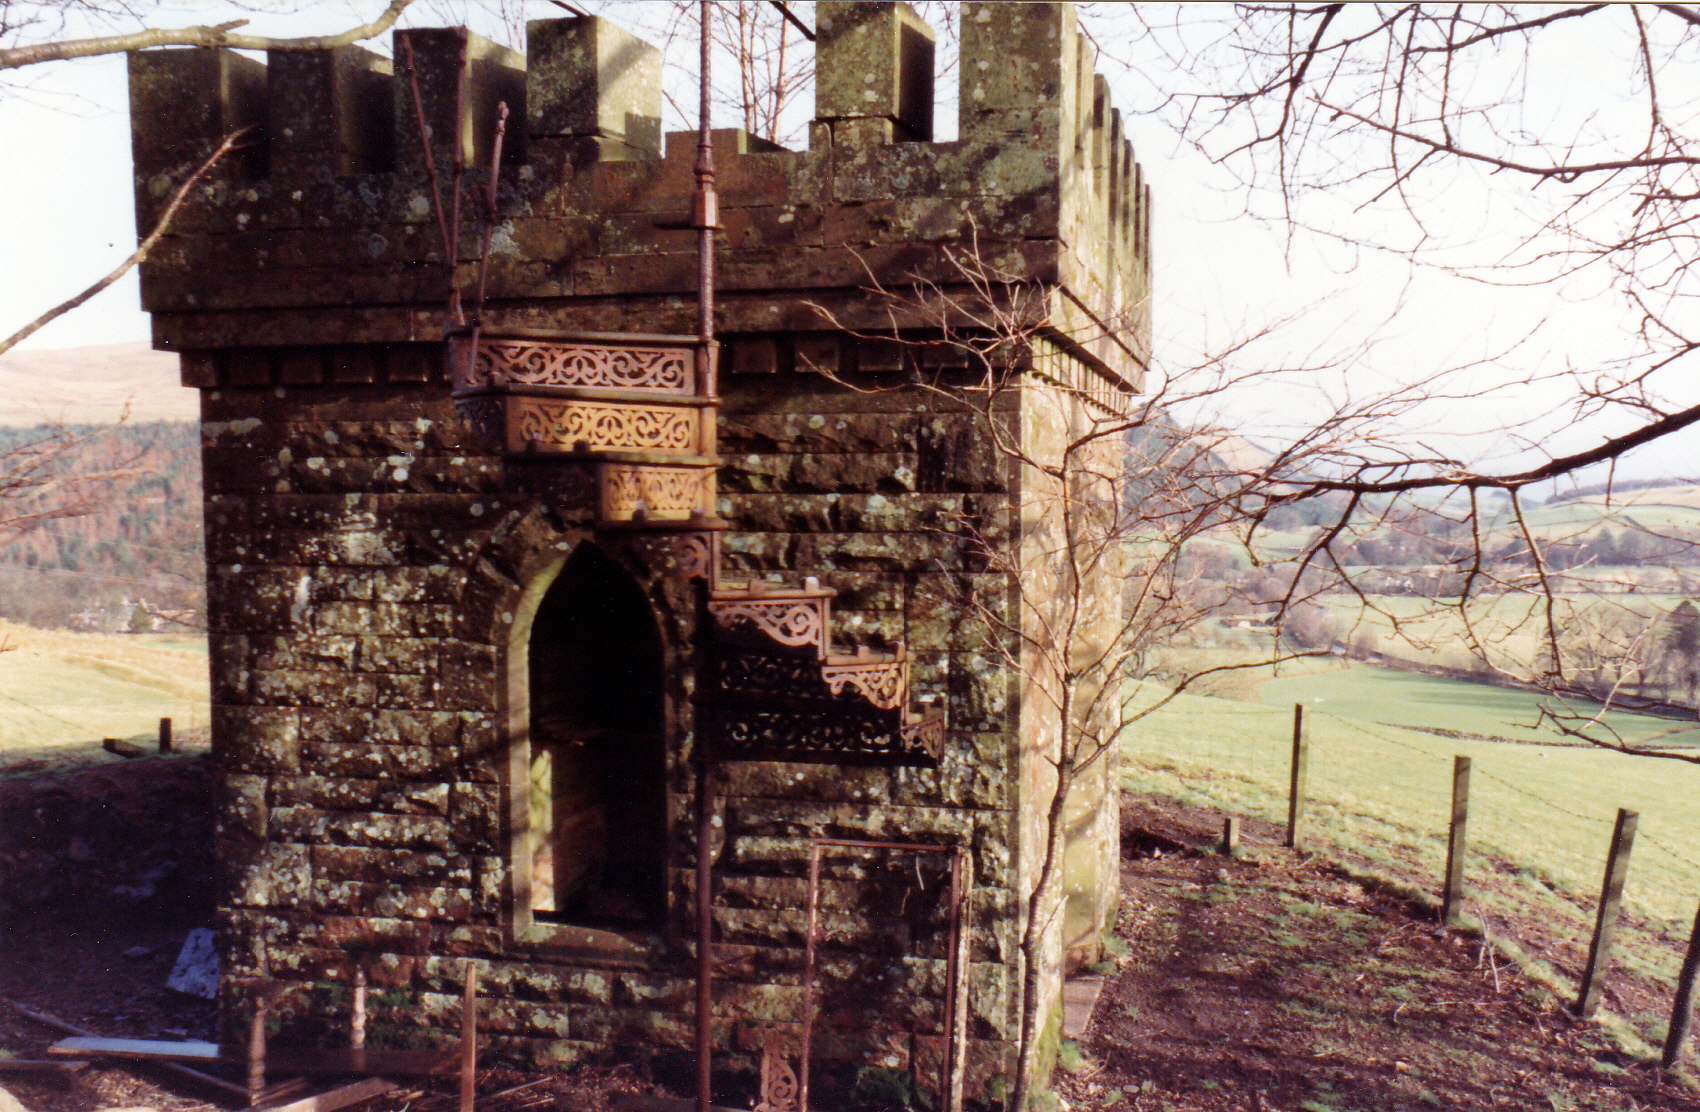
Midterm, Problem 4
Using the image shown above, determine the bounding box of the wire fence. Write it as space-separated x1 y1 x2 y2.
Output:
1122 695 1700 1048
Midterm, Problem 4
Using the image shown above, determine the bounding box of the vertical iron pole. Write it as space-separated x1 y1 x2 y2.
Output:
1441 756 1472 926
1577 807 1639 1017
695 760 715 1112
693 9 718 1112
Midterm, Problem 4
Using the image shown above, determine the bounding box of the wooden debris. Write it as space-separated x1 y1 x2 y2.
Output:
44 1037 459 1078
0 1058 89 1074
48 1037 220 1062
9 1000 249 1100
103 738 144 758
257 1077 397 1112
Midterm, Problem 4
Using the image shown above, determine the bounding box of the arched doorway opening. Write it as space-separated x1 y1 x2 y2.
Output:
527 543 667 926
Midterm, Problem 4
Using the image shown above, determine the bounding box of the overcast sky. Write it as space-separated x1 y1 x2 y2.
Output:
0 1 1694 485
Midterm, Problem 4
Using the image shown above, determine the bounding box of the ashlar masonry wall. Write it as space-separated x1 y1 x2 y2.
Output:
126 1 1151 1101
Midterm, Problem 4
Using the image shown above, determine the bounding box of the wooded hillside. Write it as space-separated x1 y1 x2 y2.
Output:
0 422 202 629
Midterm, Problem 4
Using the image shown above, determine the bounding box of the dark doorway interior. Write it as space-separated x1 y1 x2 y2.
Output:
528 544 667 925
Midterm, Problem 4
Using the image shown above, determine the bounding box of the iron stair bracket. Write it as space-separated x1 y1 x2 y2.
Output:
702 579 945 766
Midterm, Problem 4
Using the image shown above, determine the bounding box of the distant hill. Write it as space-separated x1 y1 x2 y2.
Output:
0 342 195 426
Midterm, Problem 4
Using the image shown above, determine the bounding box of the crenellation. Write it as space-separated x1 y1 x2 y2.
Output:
525 17 660 155
814 1 936 142
390 29 525 182
268 45 394 177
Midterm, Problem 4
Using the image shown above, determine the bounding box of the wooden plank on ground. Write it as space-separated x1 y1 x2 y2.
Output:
48 1037 222 1061
257 1077 398 1112
47 1038 458 1078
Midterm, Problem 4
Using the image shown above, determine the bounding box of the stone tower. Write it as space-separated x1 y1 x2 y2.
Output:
125 1 1150 1104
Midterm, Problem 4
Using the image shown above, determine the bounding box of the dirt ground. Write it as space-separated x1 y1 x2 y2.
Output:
3 756 1699 1112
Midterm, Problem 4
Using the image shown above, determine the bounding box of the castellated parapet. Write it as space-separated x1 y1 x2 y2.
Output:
126 2 1150 1103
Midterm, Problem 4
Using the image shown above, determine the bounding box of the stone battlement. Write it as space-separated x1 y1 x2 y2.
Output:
128 1 1149 385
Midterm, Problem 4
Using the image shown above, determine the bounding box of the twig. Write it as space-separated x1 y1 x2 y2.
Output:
1 0 414 70
1 126 252 357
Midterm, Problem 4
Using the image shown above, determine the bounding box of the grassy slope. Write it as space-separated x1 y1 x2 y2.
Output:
1123 667 1700 1049
0 622 209 765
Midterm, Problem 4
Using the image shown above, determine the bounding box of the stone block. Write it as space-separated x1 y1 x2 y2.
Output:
269 45 394 177
215 705 301 774
220 773 269 840
719 411 919 454
436 640 499 710
231 843 314 910
298 741 451 779
299 707 461 748
128 48 268 229
313 879 471 921
271 775 379 810
312 845 468 885
451 782 502 853
721 761 891 806
393 29 525 187
816 2 934 142
270 807 453 851
527 17 661 152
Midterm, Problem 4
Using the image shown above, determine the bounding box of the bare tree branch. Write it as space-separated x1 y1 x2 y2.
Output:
0 126 250 358
0 0 414 71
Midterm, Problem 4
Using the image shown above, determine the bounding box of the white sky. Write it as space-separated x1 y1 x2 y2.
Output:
0 1 1695 485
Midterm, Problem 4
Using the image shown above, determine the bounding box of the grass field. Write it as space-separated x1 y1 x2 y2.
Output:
1123 665 1700 1048
0 621 209 769
1255 662 1700 748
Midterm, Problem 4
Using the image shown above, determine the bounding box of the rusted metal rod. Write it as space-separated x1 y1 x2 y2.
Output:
693 6 718 1112
801 840 967 1112
460 963 478 1112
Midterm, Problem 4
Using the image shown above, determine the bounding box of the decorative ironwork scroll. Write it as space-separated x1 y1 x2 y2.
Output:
673 532 719 583
754 1027 800 1112
598 463 713 521
707 707 926 764
514 397 698 453
453 337 694 394
900 712 947 761
820 657 908 711
709 595 830 658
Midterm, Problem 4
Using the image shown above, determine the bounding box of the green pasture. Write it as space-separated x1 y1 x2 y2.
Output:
1255 663 1700 749
0 624 209 767
1123 672 1700 1045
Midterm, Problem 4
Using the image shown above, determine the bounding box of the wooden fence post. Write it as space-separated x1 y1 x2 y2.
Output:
1285 704 1309 850
1577 807 1639 1017
159 717 172 754
1222 816 1240 856
1662 902 1700 1069
1441 756 1472 926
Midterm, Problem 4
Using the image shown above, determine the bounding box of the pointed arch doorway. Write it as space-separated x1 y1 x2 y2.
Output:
526 543 668 926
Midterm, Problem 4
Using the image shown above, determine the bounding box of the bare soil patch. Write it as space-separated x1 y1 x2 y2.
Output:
3 760 1697 1112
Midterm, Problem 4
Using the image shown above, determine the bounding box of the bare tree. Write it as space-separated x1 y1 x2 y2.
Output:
808 230 1443 1109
